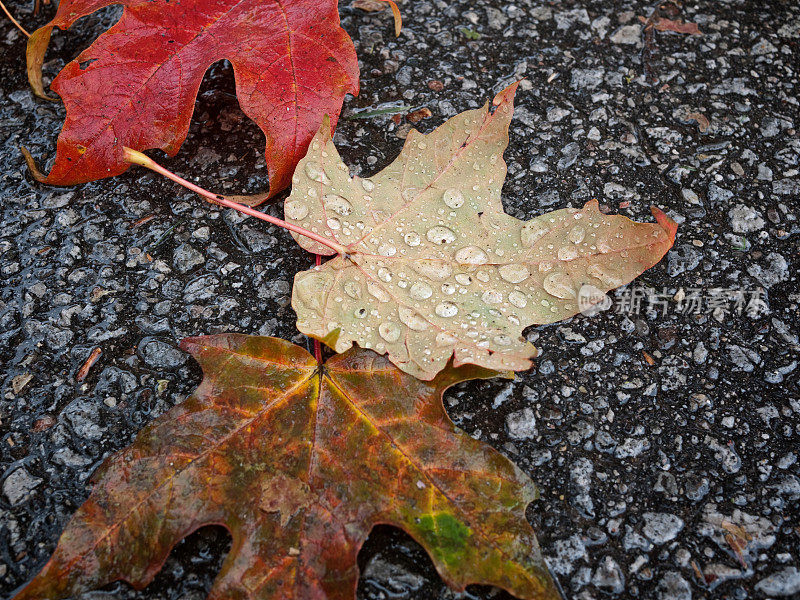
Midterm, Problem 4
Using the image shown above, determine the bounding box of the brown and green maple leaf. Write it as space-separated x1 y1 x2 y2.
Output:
286 82 677 380
14 334 558 600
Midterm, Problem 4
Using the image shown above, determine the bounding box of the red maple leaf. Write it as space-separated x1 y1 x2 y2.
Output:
25 0 369 198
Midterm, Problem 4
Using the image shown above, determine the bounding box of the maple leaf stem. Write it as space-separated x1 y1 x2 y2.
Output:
0 0 31 37
313 254 323 365
123 147 349 255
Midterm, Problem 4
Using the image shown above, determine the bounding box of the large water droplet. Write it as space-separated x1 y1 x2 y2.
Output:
361 179 375 192
404 232 421 247
305 163 329 183
435 302 459 318
377 242 397 257
413 260 452 280
493 334 512 346
443 189 464 209
367 282 390 302
377 267 392 282
455 246 488 265
344 281 362 299
568 225 586 244
587 264 623 287
508 290 527 308
435 332 458 346
597 239 613 253
323 194 353 217
354 307 368 319
498 263 530 284
379 321 401 342
542 272 576 299
520 221 549 247
326 218 341 230
587 264 604 280
426 226 456 245
295 272 331 311
284 199 309 220
441 282 456 295
409 281 433 300
481 290 503 304
455 273 473 286
398 306 429 330
557 246 579 261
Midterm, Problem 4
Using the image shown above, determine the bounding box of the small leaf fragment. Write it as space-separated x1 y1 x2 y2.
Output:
459 26 482 40
653 17 702 35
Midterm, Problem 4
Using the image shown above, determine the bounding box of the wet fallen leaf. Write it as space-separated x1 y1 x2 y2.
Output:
687 112 711 132
721 520 752 568
652 17 702 35
351 0 401 36
406 106 433 124
11 373 33 395
76 347 102 382
286 83 677 379
459 26 482 40
32 415 56 432
352 0 388 11
25 0 364 199
13 334 558 600
347 104 413 120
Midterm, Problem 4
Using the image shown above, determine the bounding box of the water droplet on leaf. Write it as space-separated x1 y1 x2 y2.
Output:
398 307 429 330
542 272 576 299
481 290 503 304
454 246 488 265
426 226 456 245
344 281 362 299
404 232 421 247
378 321 401 342
568 225 586 244
413 260 452 280
557 246 579 261
443 189 464 209
435 302 459 318
520 221 549 247
409 282 433 300
284 200 309 220
378 242 397 257
498 263 530 283
367 282 390 302
508 290 528 308
324 194 353 216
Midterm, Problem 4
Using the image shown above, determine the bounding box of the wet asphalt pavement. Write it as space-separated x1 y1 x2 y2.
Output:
1 0 799 599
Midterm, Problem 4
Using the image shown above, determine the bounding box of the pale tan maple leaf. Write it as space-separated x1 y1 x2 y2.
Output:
285 83 677 379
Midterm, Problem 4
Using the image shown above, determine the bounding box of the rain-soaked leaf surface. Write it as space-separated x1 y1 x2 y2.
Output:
24 0 362 199
13 334 559 600
287 83 677 380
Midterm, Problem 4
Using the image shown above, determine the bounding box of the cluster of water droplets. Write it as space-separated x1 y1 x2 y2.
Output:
285 139 383 251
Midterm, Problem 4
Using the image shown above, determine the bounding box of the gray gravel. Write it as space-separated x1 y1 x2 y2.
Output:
1 0 799 599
